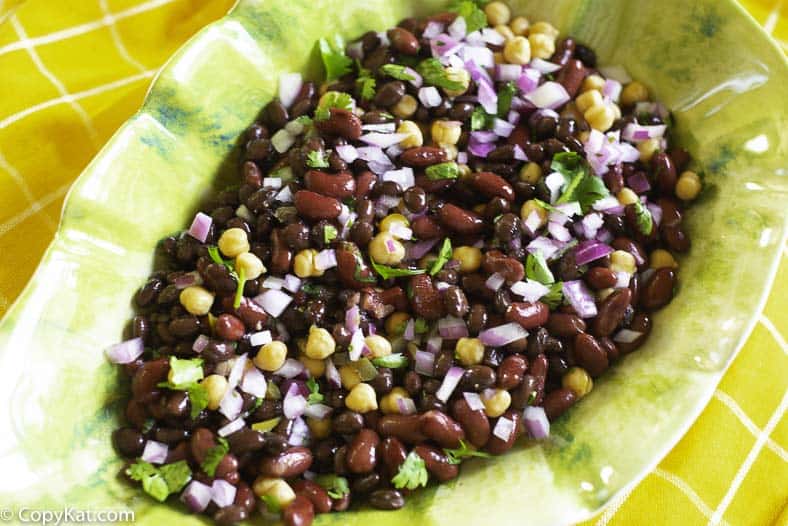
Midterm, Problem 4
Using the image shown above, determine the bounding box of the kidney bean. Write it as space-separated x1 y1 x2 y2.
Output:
131 358 168 401
460 365 497 392
482 250 525 282
262 100 288 130
164 391 190 418
369 489 405 510
216 453 240 482
546 313 586 337
374 81 406 107
451 398 491 448
598 336 620 363
641 268 676 311
414 444 459 482
331 411 364 435
346 428 380 474
543 388 577 421
378 414 426 444
443 285 470 318
315 108 362 140
400 146 448 167
226 428 266 454
438 204 484 235
497 354 527 390
167 316 200 339
292 480 332 514
258 446 313 478
657 197 682 228
214 505 248 526
471 172 515 201
214 314 244 341
333 445 349 475
190 428 216 464
335 243 375 290
234 482 256 514
332 494 351 512
409 274 445 320
113 428 145 457
282 495 314 526
485 409 523 454
662 225 691 253
651 152 677 194
411 215 445 239
467 304 488 334
505 301 549 329
304 170 356 199
419 410 465 448
380 437 408 476
556 59 586 97
618 311 652 354
352 473 381 494
531 354 548 404
591 288 632 337
573 333 609 377
294 190 341 221
585 267 617 290
268 230 292 275
388 27 420 55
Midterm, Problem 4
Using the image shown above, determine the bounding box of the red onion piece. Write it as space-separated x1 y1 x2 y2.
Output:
479 322 529 347
348 329 366 361
510 280 550 303
219 389 243 420
278 72 303 109
469 130 497 144
325 358 341 388
513 144 528 161
248 330 272 348
526 237 562 260
574 240 613 266
304 403 333 420
187 212 212 243
181 480 212 512
496 63 522 82
603 78 622 101
415 350 435 376
263 177 283 189
477 78 498 114
485 272 506 291
362 122 396 133
517 67 540 94
436 366 464 402
613 329 644 343
284 383 307 419
418 86 442 108
524 81 570 109
275 185 293 203
581 213 604 239
254 289 292 318
218 417 245 437
523 406 550 439
468 141 495 159
382 167 415 190
241 366 267 398
548 221 571 242
562 280 598 318
227 354 248 391
438 316 469 339
289 416 310 446
211 479 237 508
335 144 359 164
615 271 632 288
141 440 168 464
345 305 361 333
174 270 203 289
523 210 543 237
423 21 445 39
262 276 285 291
544 171 566 202
425 336 442 354
464 59 493 87
389 222 413 241
274 358 305 379
431 33 463 57
105 337 144 364
403 318 416 341
492 118 515 137
314 249 337 271
346 41 364 60
627 172 651 194
492 416 515 441
529 58 561 73
463 392 484 411
192 334 210 354
592 195 621 212
396 397 418 415
447 15 466 39
360 132 409 149
647 203 663 227
282 274 302 294
622 123 666 143
480 27 505 45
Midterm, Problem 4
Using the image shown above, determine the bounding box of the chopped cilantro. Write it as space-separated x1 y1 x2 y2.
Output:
251 417 281 433
323 224 338 244
391 451 429 490
201 437 229 477
127 460 191 502
306 150 329 168
471 106 495 130
380 64 415 81
450 0 488 33
540 281 564 308
159 460 192 494
444 439 492 464
371 353 408 368
185 383 209 419
318 35 352 82
551 151 586 182
168 357 204 386
261 495 282 513
533 198 560 213
314 91 354 121
526 251 555 285
295 115 313 127
552 152 610 212
306 377 324 404
429 238 453 276
356 60 376 100
497 82 517 117
425 161 460 181
527 390 538 405
414 318 429 334
632 200 653 235
314 474 350 499
371 260 426 280
416 58 464 91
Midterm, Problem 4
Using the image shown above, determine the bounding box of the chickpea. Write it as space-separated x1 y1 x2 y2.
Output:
299 355 326 378
503 36 531 65
637 137 661 162
529 21 559 39
520 199 548 227
576 89 604 113
397 120 423 148
235 251 266 280
385 312 411 336
584 104 615 131
620 81 649 107
294 248 324 278
379 213 410 234
494 24 515 42
484 1 511 25
596 287 615 301
455 337 485 366
202 374 228 410
581 74 606 93
452 246 482 273
392 94 418 119
441 143 459 161
562 367 593 398
528 32 556 60
676 170 702 200
649 249 678 269
254 341 288 372
345 383 378 413
443 67 470 97
305 325 336 359
364 334 393 359
560 101 584 122
252 477 296 507
616 188 639 206
610 250 637 275
519 162 542 184
306 416 332 439
458 163 472 178
482 388 511 417
509 16 530 36
339 364 362 390
218 227 250 258
179 285 214 316
369 232 406 265
380 387 410 414
431 120 462 146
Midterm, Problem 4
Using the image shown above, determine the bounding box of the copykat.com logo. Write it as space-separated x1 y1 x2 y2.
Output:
0 507 135 525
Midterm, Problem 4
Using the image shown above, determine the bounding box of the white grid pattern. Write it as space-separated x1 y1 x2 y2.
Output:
714 390 788 462
99 0 148 73
653 469 732 526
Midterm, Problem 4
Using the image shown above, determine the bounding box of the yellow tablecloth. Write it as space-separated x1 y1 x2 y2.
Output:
0 1 785 524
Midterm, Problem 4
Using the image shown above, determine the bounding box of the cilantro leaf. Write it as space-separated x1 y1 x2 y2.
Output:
261 495 282 513
497 82 517 117
551 152 610 212
168 357 204 386
371 260 426 280
314 91 354 121
632 200 653 235
471 106 494 130
371 353 409 368
306 377 324 404
295 115 313 127
127 460 191 502
533 198 560 213
425 161 460 181
306 150 329 168
356 61 376 100
314 474 350 499
540 281 564 308
391 451 429 490
551 151 586 182
429 238 453 276
251 417 281 433
414 318 429 334
159 460 192 494
380 64 415 81
526 251 555 285
127 460 158 482
201 437 229 477
186 383 209 419
444 439 492 464
416 58 464 91
450 1 488 33
574 174 610 212
318 35 352 82
323 224 338 244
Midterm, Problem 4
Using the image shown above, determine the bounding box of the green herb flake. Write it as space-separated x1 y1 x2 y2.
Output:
526 251 555 285
261 495 282 514
306 150 330 168
201 437 229 477
391 451 429 490
355 61 377 100
168 357 204 386
497 82 517 117
306 377 324 404
444 439 492 464
251 417 281 433
159 460 192 494
470 106 494 131
314 91 354 121
551 151 586 182
414 318 429 334
551 152 610 212
127 460 192 502
323 224 338 244
372 353 409 369
186 383 209 419
425 161 460 181
450 0 488 33
540 281 564 309
295 115 313 127
315 474 350 499
632 200 653 235
318 35 352 82
380 63 415 81
533 198 560 213
416 58 464 91
371 260 426 280
429 238 453 276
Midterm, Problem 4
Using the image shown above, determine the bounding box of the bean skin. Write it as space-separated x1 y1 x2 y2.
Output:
380 437 408 477
451 398 491 448
258 447 313 478
420 410 465 448
291 480 332 514
573 333 609 377
282 495 315 526
640 268 676 311
414 444 459 482
369 489 405 510
346 428 380 474
485 409 523 455
543 388 577 421
497 354 527 390
378 414 427 444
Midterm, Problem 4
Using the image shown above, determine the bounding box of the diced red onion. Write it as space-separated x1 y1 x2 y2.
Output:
415 350 435 376
388 222 413 241
241 366 267 398
254 289 292 318
492 416 515 441
346 40 364 60
584 129 606 155
181 481 212 512
510 279 550 303
263 177 283 189
304 403 333 420
348 329 366 361
362 122 396 133
470 130 497 144
603 78 622 102
218 417 245 437
211 479 236 508
557 201 582 217
563 280 598 318
647 203 663 227
596 228 613 244
382 167 415 190
615 271 631 288
548 221 571 242
526 237 561 259
407 238 438 261
438 316 468 339
523 406 550 439
479 322 529 347
281 274 301 294
395 397 417 415
275 185 293 203
446 15 466 38
485 272 506 291
464 29 483 45
574 240 613 266
545 171 566 202
105 337 144 364
402 67 422 88
418 86 442 108
525 81 570 109
289 416 310 446
345 305 361 333
613 329 644 343
360 132 409 149
403 318 416 341
523 210 543 236
314 249 337 271
513 144 528 161
426 336 442 354
492 118 515 137
284 383 307 419
581 213 604 239
274 358 305 379
627 172 651 194
192 334 210 354
141 440 168 464
431 33 463 57
262 276 285 290
325 358 341 388
468 141 495 158
436 366 464 402
460 45 494 68
622 123 666 143
385 239 397 254
477 78 498 115
335 144 359 164
530 58 561 73
423 20 445 39
463 392 484 411
278 72 303 109
496 63 522 82
357 145 391 164
592 196 621 212
219 389 243 420
186 212 212 243
598 65 631 83
517 67 541 94
480 27 505 45
548 208 570 226
227 354 248 391
457 151 468 164
249 330 272 347
464 59 493 87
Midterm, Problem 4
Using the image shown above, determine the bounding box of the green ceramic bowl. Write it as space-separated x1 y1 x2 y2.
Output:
0 0 785 524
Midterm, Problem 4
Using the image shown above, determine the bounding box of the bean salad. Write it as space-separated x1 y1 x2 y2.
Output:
107 2 702 525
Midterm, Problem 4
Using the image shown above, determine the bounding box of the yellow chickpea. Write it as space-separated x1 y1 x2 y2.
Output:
306 417 331 439
520 199 548 227
364 334 393 359
452 246 482 273
202 374 228 410
616 188 639 206
576 89 604 113
529 21 559 39
431 120 462 146
637 137 661 162
519 162 542 184
528 32 555 59
392 94 418 118
584 104 615 131
235 252 266 280
397 120 423 148
368 232 406 265
562 367 593 398
455 337 485 366
503 36 531 65
509 16 530 36
218 227 250 258
494 24 515 42
485 1 511 25
482 389 512 417
443 67 470 97
339 365 362 390
299 355 326 378
610 250 637 275
379 213 410 234
385 312 411 336
254 341 288 372
649 249 678 269
675 171 702 200
293 249 324 278
345 383 378 413
441 144 458 161
581 74 606 93
305 325 336 360
380 387 410 414
620 81 649 106
179 285 214 316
